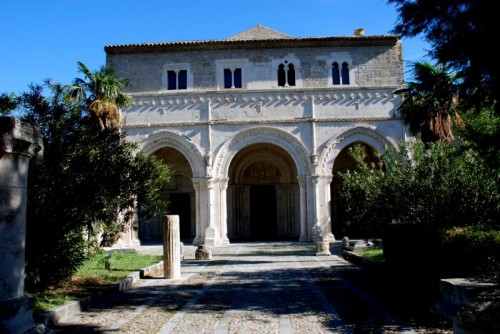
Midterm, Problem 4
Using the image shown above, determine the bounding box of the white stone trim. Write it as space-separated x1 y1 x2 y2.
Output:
213 126 312 178
139 130 206 177
271 53 302 88
161 63 193 91
319 125 397 175
216 59 249 90
317 52 356 87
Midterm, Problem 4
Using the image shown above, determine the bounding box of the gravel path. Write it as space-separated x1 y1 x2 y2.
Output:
53 242 453 333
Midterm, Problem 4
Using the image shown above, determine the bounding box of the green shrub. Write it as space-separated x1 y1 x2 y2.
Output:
440 226 500 282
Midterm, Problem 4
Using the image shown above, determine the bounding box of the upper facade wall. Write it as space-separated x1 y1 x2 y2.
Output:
106 40 403 93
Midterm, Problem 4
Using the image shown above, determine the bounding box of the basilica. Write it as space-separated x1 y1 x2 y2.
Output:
104 25 409 247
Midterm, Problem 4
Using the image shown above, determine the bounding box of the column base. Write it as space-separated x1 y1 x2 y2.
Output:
218 237 230 246
0 295 36 334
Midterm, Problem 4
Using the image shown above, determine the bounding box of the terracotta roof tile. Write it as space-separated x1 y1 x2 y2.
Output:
226 24 293 40
105 26 400 55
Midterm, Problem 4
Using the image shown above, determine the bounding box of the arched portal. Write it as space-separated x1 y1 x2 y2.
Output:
330 142 381 238
227 143 300 241
139 147 195 242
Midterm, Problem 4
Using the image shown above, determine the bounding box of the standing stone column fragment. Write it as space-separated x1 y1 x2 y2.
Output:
163 215 181 279
0 117 43 334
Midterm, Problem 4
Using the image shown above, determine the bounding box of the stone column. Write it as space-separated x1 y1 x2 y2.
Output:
204 178 216 247
297 176 308 242
0 117 43 334
311 175 331 256
163 215 181 279
218 177 230 245
320 175 335 242
191 179 202 245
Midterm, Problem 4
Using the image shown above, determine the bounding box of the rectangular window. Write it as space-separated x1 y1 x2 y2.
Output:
167 69 188 90
217 60 247 90
167 70 177 90
233 68 242 88
178 70 187 89
224 69 232 88
224 68 242 89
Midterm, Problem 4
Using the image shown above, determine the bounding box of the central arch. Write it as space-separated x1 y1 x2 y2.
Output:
227 143 300 241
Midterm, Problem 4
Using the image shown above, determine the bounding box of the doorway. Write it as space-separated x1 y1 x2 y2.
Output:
168 193 192 240
250 185 277 240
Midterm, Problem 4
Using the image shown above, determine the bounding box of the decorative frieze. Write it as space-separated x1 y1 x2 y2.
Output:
129 87 397 106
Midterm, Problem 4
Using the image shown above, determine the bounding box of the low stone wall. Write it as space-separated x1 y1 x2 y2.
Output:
36 261 164 326
342 247 500 333
432 278 499 334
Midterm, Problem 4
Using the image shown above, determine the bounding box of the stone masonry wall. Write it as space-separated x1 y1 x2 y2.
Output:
107 44 403 93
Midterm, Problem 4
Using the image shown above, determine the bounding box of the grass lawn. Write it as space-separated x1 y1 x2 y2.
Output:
27 251 163 314
353 247 384 262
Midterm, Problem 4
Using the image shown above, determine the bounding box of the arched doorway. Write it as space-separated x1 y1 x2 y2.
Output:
139 147 195 242
331 142 381 238
227 143 300 241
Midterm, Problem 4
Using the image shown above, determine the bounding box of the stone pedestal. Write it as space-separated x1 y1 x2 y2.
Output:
204 226 216 247
163 215 181 279
0 117 43 334
315 241 331 256
195 245 212 260
312 224 331 256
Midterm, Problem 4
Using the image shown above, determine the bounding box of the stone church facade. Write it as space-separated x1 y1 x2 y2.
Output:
105 25 408 247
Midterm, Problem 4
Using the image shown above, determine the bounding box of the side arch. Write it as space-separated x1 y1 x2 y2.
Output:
139 130 206 177
213 127 312 178
319 126 397 175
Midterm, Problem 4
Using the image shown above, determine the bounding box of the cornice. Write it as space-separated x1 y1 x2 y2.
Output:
105 35 400 55
122 116 398 129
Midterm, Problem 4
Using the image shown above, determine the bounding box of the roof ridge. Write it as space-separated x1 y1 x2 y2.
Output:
226 25 293 41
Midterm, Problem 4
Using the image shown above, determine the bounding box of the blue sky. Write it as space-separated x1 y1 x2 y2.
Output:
1 0 430 95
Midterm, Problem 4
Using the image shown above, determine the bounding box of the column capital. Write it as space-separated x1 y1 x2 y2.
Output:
0 117 43 159
311 175 320 186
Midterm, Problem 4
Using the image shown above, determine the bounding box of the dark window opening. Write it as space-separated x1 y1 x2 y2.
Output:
278 64 286 86
287 63 296 86
341 62 350 85
178 70 187 89
332 62 340 85
234 68 242 88
168 70 188 90
224 68 232 88
224 68 242 88
167 70 177 90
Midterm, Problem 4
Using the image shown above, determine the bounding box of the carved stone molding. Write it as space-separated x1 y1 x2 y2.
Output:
140 130 205 177
319 126 394 174
0 117 43 158
124 116 395 129
212 126 311 178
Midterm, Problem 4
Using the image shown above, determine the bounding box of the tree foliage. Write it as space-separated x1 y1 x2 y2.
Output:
456 105 500 170
387 0 498 114
66 61 132 131
339 141 499 237
339 140 500 279
394 61 463 143
0 92 21 116
16 71 171 289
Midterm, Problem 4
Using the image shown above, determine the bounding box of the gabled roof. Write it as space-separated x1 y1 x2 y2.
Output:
226 25 293 40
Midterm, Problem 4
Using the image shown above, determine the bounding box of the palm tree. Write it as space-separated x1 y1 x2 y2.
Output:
67 61 132 131
394 61 463 143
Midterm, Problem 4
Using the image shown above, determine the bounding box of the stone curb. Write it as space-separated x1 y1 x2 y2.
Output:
35 261 165 327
